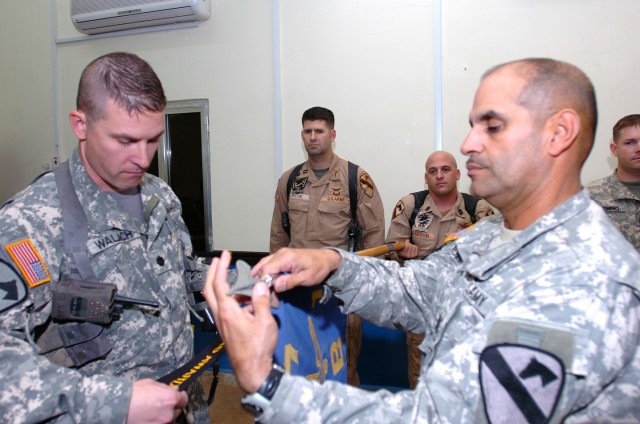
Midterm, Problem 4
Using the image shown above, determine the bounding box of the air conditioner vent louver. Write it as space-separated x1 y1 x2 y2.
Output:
71 0 210 35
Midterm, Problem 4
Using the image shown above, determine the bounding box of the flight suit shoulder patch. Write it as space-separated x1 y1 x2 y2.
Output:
359 173 374 198
392 200 405 220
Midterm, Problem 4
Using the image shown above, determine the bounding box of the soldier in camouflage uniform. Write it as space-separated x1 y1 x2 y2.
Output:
386 150 494 389
0 53 209 422
203 58 640 423
587 114 640 251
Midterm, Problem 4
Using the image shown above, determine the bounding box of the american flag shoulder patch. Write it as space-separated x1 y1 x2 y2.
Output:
5 239 50 288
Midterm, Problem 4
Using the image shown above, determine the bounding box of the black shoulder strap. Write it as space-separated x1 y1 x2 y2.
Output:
409 190 429 233
348 161 358 223
285 162 305 203
462 193 480 223
53 161 99 282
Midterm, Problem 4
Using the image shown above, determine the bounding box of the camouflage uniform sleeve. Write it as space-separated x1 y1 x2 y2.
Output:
261 373 423 423
262 193 640 422
0 327 131 422
269 172 291 253
261 249 640 422
355 168 385 250
325 249 436 334
0 180 131 422
474 199 496 221
261 274 640 422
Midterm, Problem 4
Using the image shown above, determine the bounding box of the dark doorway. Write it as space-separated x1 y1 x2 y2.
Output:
149 99 212 253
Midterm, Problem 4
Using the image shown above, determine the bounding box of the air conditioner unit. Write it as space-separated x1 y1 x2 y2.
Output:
71 0 211 35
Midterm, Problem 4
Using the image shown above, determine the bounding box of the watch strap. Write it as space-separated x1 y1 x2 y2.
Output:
258 363 285 400
241 364 285 417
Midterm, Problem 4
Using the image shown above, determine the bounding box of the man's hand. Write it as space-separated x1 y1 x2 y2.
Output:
202 250 277 393
398 240 419 259
127 379 187 423
251 248 342 293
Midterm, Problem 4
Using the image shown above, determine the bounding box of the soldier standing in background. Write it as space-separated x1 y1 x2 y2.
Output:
270 106 385 385
386 150 493 388
587 114 640 251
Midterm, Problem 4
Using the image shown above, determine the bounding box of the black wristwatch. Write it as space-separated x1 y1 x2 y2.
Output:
241 364 285 417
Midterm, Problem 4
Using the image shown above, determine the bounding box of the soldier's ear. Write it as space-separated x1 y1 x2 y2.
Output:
69 110 88 141
545 109 580 157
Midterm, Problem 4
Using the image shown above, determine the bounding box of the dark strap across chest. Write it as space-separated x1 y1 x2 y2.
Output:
53 162 99 282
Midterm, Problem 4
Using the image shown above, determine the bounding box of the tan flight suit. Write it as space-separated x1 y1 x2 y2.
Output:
270 154 385 386
385 191 494 389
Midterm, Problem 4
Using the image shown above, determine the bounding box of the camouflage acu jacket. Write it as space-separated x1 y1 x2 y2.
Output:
587 170 640 251
0 149 208 423
260 190 640 423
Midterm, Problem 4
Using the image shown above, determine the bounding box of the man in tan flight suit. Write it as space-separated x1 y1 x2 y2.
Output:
270 106 385 386
386 150 494 388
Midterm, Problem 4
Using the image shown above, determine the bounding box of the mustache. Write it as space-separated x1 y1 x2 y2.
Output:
466 156 488 168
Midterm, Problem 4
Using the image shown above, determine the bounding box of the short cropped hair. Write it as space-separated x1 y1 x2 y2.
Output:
302 107 335 129
76 52 167 122
612 114 640 144
484 58 598 165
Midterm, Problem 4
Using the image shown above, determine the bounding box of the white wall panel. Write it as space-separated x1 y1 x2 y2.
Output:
1 0 638 251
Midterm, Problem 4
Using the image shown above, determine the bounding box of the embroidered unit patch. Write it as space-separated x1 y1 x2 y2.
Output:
480 344 565 424
0 258 28 313
5 239 50 288
359 173 374 198
292 177 308 194
392 200 405 220
415 212 434 230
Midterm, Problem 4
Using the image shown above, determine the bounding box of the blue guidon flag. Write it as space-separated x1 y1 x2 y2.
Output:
0 257 28 314
480 344 565 424
272 286 348 383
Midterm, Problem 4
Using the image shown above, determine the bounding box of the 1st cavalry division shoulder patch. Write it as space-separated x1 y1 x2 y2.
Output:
0 257 28 313
359 173 374 198
5 239 50 288
392 200 405 220
480 344 565 424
